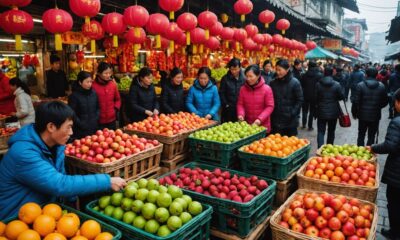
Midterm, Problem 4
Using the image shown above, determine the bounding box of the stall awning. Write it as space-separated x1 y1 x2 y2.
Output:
339 56 352 62
336 0 359 13
306 46 339 60
384 41 400 61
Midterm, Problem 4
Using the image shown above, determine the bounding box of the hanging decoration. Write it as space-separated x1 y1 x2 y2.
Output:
123 5 149 38
245 24 258 38
276 18 290 35
258 10 275 28
82 20 104 53
220 13 229 24
164 22 183 53
252 33 265 45
220 27 234 49
125 27 146 56
177 12 197 45
234 0 253 22
69 0 100 24
205 36 220 51
233 28 247 52
210 21 223 37
306 40 317 50
159 0 184 20
102 12 126 48
0 0 31 7
190 27 206 54
42 8 73 51
0 9 33 51
198 10 218 40
146 13 169 49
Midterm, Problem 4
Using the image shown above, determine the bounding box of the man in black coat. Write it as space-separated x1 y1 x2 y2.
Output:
300 60 322 130
219 58 245 122
352 68 388 146
389 64 400 118
315 66 345 148
46 55 69 98
260 60 275 85
292 59 304 82
349 64 365 103
370 88 400 240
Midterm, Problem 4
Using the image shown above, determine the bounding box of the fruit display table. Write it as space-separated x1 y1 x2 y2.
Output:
316 144 376 162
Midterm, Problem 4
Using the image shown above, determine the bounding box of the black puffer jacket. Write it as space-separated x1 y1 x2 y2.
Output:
372 116 400 186
300 67 323 103
219 71 245 108
270 73 304 130
352 79 388 121
68 85 99 138
315 76 344 120
160 81 185 114
333 72 347 94
127 78 159 122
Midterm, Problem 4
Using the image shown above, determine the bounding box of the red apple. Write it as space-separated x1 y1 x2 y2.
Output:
314 197 325 211
315 216 328 229
342 222 356 236
328 217 342 231
304 197 315 209
293 208 306 219
305 208 319 222
336 210 349 223
319 227 332 238
291 223 303 233
329 198 343 211
321 207 335 220
279 221 289 229
304 226 319 237
299 216 312 228
330 230 345 240
354 215 365 228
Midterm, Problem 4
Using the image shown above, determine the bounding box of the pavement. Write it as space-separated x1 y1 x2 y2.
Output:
297 102 390 240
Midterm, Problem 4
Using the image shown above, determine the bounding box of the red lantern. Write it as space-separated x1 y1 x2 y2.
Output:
245 24 258 38
82 20 104 53
210 21 223 37
205 36 220 51
234 28 247 42
177 12 197 45
263 34 272 45
342 47 350 55
268 45 275 53
282 38 291 48
102 12 126 48
164 22 183 53
190 27 206 53
234 0 253 22
159 0 184 20
253 33 264 45
198 10 218 40
272 34 283 45
276 18 290 35
220 27 234 48
160 36 170 49
126 27 146 56
243 38 256 51
259 10 275 28
0 9 33 51
176 33 186 46
306 40 317 50
146 13 169 49
42 8 73 51
0 0 30 7
69 0 100 24
123 5 149 28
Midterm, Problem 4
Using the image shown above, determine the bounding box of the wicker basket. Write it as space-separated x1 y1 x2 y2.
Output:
66 144 163 181
270 189 378 240
0 134 11 150
316 145 377 162
296 157 379 202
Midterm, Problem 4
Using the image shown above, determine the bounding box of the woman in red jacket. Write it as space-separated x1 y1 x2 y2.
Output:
92 62 121 130
237 64 275 132
0 72 15 115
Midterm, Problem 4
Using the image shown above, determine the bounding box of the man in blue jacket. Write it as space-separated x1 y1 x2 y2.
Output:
0 101 126 219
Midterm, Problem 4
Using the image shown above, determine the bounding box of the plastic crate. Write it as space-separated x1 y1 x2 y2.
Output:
238 144 311 180
3 204 122 240
158 162 276 237
188 130 266 168
86 201 212 240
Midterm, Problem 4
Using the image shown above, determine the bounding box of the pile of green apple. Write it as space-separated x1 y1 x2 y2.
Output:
320 144 374 161
191 122 265 143
93 179 203 237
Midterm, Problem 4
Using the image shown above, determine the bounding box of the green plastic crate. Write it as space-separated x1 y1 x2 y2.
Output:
188 130 266 167
238 144 311 180
158 162 276 237
86 201 212 240
3 204 122 240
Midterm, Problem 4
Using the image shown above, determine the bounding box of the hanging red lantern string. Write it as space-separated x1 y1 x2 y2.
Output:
0 9 33 51
234 0 253 22
190 27 206 54
42 8 73 51
205 36 220 51
123 5 149 38
159 0 184 20
276 18 290 35
146 13 169 49
198 10 218 40
0 0 31 8
233 28 247 52
243 38 256 57
210 21 223 37
252 33 264 45
306 40 317 50
82 20 104 53
69 0 100 24
177 12 197 46
164 22 183 53
245 24 258 38
258 10 275 29
125 27 146 56
102 12 126 48
220 27 234 49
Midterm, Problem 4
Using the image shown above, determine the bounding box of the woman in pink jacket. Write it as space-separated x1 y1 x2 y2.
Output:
237 64 275 132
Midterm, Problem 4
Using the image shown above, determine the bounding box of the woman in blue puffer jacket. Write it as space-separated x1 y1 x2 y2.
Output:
186 67 221 121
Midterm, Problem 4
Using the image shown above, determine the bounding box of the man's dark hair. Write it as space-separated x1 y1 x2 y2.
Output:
227 58 241 68
365 68 378 78
97 62 112 74
276 59 290 70
197 66 212 79
50 55 61 64
138 67 153 79
77 71 92 83
245 64 261 75
35 101 74 133
294 59 301 66
354 64 361 70
324 66 334 76
308 60 317 68
262 60 271 68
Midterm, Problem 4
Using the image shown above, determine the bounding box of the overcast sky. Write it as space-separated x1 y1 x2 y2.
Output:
344 0 398 34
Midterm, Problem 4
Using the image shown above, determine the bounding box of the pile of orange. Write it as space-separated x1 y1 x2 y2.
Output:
0 203 113 240
243 134 309 158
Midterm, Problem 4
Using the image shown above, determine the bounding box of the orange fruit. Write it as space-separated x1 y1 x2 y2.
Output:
17 229 40 240
33 214 56 237
71 236 89 240
80 220 101 240
18 202 42 224
56 214 80 238
0 221 5 236
5 220 29 240
0 237 8 240
95 232 113 240
44 233 67 240
42 204 63 221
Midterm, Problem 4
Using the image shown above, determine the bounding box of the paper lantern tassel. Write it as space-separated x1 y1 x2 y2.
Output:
186 32 190 45
91 40 96 53
15 35 22 51
55 34 63 51
156 35 161 48
170 41 174 53
169 11 174 20
113 35 118 48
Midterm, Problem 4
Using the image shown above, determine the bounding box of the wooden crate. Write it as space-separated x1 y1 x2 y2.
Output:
210 215 272 240
66 144 163 181
160 152 191 174
274 170 298 208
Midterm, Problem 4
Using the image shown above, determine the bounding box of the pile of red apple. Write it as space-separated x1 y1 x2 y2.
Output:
278 192 375 240
303 156 376 187
0 127 18 136
125 112 213 136
159 167 269 203
65 129 159 163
